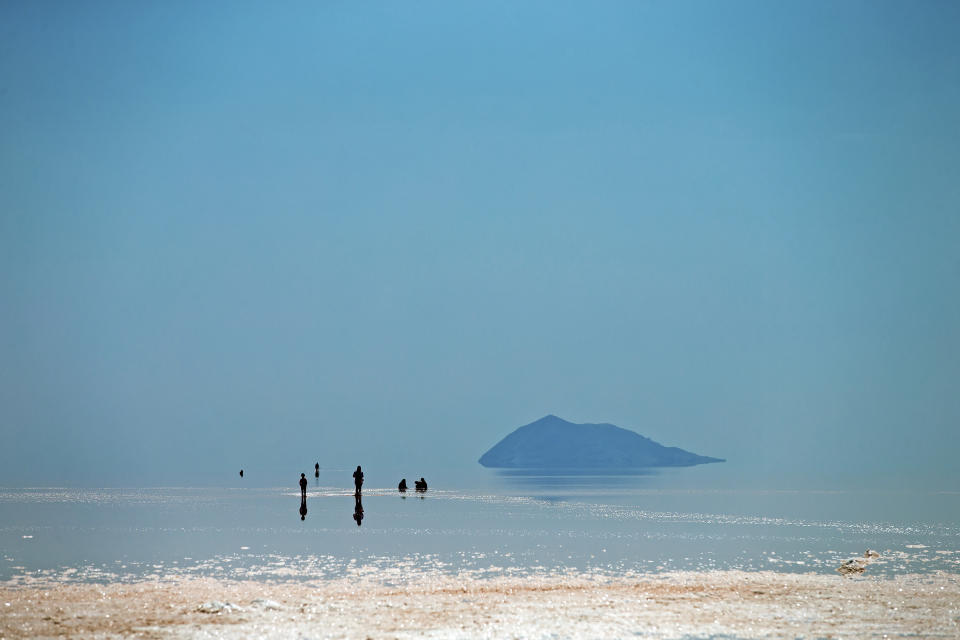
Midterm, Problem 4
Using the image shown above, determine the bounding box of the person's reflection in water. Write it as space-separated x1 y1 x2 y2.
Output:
353 494 364 526
299 495 308 521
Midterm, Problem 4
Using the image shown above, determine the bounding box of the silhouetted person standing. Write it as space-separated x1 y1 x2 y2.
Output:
300 473 307 499
315 462 320 478
239 469 243 478
353 494 364 526
353 465 364 495
299 495 307 521
398 478 407 493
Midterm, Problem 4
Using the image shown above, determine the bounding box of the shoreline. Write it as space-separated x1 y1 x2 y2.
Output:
3 570 959 639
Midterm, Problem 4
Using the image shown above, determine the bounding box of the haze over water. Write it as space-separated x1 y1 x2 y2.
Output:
2 1 959 496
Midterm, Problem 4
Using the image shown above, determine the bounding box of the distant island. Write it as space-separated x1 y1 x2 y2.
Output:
478 415 724 469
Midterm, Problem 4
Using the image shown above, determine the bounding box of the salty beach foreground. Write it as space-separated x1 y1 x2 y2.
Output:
3 570 959 639
4 484 959 638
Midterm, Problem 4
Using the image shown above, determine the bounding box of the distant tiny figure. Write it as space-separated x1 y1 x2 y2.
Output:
353 494 364 526
315 462 320 478
239 469 243 478
415 477 428 492
398 478 407 493
353 465 364 495
300 473 307 498
299 495 307 521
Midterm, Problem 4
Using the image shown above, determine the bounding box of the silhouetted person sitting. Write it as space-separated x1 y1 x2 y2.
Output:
415 477 427 492
315 462 320 478
353 494 364 526
300 473 308 498
239 469 243 478
299 496 307 521
398 478 407 493
353 465 364 495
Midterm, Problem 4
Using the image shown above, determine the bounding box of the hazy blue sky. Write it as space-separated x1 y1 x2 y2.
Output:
2 1 958 486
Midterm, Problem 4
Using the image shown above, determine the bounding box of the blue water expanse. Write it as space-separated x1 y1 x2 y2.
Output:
2 467 958 585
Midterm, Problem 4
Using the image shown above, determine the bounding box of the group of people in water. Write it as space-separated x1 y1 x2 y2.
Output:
347 465 427 495
397 477 428 492
292 464 428 525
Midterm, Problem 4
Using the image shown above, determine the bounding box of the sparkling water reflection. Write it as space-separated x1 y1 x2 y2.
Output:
2 474 959 586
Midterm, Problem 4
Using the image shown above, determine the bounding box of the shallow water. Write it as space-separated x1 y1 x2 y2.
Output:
2 468 958 586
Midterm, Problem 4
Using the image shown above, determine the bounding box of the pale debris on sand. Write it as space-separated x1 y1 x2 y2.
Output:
837 549 882 576
2 570 959 639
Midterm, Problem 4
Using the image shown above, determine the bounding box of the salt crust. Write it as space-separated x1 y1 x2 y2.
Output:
2 570 959 639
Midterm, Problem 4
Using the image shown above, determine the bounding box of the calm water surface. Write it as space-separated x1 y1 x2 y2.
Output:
2 466 958 584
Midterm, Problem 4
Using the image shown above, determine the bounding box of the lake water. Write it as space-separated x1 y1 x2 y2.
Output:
2 466 959 586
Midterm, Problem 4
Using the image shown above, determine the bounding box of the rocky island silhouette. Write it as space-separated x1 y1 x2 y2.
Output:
479 414 724 469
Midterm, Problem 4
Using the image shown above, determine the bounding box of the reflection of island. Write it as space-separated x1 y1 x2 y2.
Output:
479 415 724 469
352 494 364 526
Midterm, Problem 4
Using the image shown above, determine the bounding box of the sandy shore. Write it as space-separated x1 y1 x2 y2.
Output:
2 571 959 639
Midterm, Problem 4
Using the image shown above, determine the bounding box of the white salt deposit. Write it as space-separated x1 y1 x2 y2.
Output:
2 570 958 639
196 601 243 613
